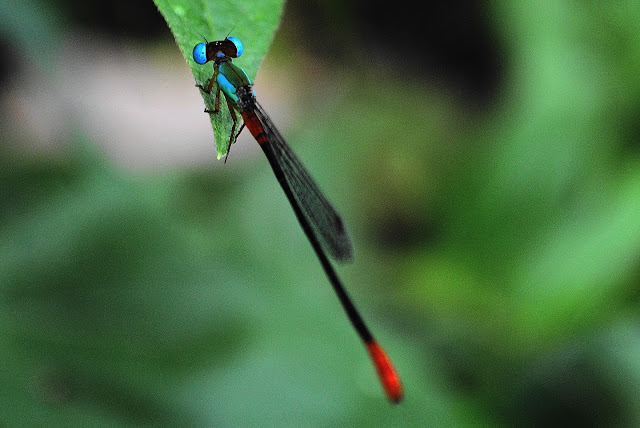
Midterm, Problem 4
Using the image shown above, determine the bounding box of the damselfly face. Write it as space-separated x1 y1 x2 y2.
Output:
193 37 244 64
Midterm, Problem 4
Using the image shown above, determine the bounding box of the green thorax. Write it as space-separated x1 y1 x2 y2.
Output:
217 61 252 110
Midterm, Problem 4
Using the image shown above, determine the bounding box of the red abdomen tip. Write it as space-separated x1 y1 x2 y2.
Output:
366 341 403 403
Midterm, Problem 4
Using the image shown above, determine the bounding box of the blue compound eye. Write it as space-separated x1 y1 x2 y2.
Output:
227 36 243 57
193 42 207 64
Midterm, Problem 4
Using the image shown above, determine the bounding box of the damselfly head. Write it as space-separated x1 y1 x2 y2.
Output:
192 37 243 64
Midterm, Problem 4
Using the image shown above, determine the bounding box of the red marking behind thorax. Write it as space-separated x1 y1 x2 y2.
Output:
241 110 268 145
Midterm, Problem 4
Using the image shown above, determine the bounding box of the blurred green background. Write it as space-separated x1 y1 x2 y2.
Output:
2 0 640 426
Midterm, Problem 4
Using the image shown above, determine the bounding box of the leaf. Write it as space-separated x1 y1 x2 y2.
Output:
153 0 284 158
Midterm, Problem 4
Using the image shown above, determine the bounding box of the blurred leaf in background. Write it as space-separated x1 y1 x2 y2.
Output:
2 0 640 426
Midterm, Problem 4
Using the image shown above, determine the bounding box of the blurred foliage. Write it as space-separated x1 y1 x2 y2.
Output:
2 0 640 426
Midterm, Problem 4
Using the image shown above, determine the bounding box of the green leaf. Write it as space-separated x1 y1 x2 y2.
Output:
153 0 284 158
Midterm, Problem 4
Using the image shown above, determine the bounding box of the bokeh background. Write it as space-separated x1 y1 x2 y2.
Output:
2 0 640 426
